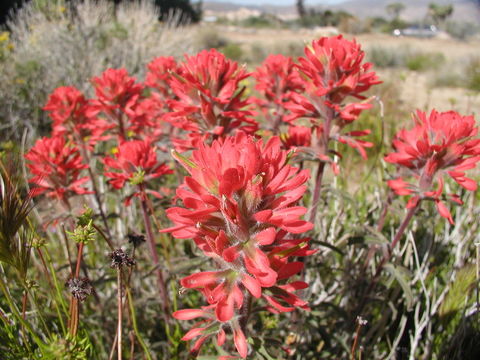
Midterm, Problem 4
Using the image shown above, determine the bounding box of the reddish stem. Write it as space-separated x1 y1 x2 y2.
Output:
308 161 326 224
69 241 84 337
139 196 170 322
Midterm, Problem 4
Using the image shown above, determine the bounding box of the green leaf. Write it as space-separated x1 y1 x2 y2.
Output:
384 263 414 309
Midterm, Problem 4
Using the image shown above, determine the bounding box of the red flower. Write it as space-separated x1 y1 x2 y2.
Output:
103 139 172 204
282 36 380 170
88 68 144 139
43 86 109 147
385 110 480 224
165 49 257 149
25 136 91 203
294 35 380 109
280 125 312 151
254 54 303 104
43 86 87 128
164 132 313 357
127 92 166 141
145 56 178 97
253 54 304 131
173 306 248 358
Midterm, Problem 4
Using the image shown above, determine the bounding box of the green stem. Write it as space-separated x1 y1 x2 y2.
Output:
0 273 41 353
126 288 153 360
117 269 123 360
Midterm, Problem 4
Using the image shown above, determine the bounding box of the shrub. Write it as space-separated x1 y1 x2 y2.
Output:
220 43 244 61
405 51 445 72
367 46 406 68
465 56 480 92
0 0 194 141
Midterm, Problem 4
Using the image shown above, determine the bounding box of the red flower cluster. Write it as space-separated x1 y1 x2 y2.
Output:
253 54 304 131
145 56 178 97
289 35 380 123
25 136 91 203
280 125 312 152
103 139 172 204
89 68 147 139
385 110 480 223
164 132 314 358
280 35 380 169
166 49 257 150
44 86 108 147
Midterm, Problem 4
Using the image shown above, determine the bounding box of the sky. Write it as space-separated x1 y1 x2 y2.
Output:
200 0 347 5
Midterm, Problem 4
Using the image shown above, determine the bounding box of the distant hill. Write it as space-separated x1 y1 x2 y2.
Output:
203 0 480 23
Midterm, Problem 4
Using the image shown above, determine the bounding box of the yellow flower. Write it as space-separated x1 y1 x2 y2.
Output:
0 32 9 43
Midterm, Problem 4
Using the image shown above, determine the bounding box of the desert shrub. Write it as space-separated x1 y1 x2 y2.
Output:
195 25 228 49
367 46 445 72
367 46 406 68
465 56 480 92
432 69 464 88
0 0 194 141
220 42 244 61
445 21 480 40
241 14 280 28
405 51 445 71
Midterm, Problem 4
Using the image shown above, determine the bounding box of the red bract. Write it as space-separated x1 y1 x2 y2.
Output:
127 92 166 141
284 35 380 168
25 136 91 204
385 110 480 224
295 35 379 108
145 56 178 97
44 86 108 148
164 132 313 358
280 125 312 152
43 86 87 128
166 49 257 149
103 139 172 205
173 306 248 358
89 68 144 139
253 54 304 131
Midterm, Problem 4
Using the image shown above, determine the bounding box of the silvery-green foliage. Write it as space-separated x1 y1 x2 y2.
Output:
0 0 194 140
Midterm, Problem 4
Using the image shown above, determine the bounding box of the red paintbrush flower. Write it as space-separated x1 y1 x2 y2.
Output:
25 136 91 204
127 92 166 141
254 54 303 104
385 109 480 224
294 35 380 109
43 86 87 128
173 306 248 358
88 68 144 139
145 56 179 97
280 125 312 152
253 54 304 131
43 86 109 148
163 132 313 358
283 35 380 169
103 139 172 205
165 49 257 149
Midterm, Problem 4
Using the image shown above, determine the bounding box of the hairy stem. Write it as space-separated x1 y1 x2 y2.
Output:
139 196 170 322
308 161 326 224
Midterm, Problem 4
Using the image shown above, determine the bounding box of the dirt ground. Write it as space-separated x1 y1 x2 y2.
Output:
216 26 480 115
